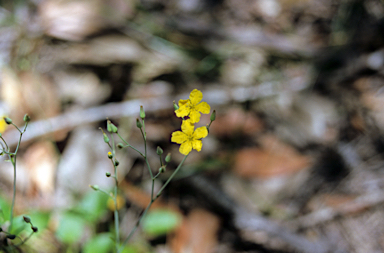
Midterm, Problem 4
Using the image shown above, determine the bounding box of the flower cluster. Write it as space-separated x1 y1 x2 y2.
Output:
171 89 214 155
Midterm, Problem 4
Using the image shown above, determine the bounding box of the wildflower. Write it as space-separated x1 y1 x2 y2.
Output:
107 195 125 211
171 119 208 155
175 89 210 123
0 117 6 133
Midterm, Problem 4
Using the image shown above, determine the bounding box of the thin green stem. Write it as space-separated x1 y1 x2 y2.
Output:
110 134 120 251
9 161 16 232
117 133 145 157
118 154 188 252
118 199 154 253
9 122 28 232
155 155 188 200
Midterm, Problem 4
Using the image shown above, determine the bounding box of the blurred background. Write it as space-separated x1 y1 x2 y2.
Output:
1 0 384 252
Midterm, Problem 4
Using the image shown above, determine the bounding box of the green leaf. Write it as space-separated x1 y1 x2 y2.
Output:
0 197 11 223
83 233 114 253
9 215 27 235
142 209 181 237
56 212 86 244
27 211 50 231
76 191 109 222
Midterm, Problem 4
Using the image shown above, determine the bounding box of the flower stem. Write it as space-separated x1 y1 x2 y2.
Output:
117 154 188 252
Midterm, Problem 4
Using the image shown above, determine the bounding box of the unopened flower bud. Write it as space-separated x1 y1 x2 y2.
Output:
4 117 12 125
107 152 113 159
117 143 124 149
159 166 166 173
114 160 120 166
136 118 142 128
23 114 30 123
90 185 99 191
107 120 118 133
140 106 146 119
32 226 38 233
210 110 216 122
173 101 179 111
103 133 110 143
23 216 31 223
156 146 163 155
7 234 16 240
106 172 111 177
165 153 171 163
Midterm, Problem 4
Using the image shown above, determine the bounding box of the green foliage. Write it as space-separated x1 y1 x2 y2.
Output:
83 233 114 253
56 212 86 244
9 215 27 235
27 211 50 231
0 197 11 224
142 209 181 236
76 190 109 223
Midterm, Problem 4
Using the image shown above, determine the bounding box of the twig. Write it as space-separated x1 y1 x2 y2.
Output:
3 81 308 147
187 175 332 253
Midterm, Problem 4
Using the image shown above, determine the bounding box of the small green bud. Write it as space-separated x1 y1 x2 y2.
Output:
136 118 142 128
107 152 113 159
210 110 216 122
140 105 146 119
159 166 166 173
23 216 31 223
103 133 110 143
23 114 30 123
114 160 120 166
107 120 118 133
173 101 179 111
4 117 12 125
0 133 2 137
117 143 124 149
7 234 16 240
156 146 163 155
32 226 38 233
90 185 99 191
106 172 111 177
165 153 171 163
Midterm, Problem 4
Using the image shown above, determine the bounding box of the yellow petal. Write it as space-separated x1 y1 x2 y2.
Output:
189 89 203 105
193 126 208 139
180 141 192 155
195 102 210 114
178 99 189 107
171 131 188 144
181 119 194 135
192 140 203 152
0 118 7 133
189 110 201 123
175 104 190 118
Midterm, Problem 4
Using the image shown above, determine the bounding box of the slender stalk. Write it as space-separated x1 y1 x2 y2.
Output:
155 155 188 199
110 134 120 251
118 154 188 252
9 122 28 232
117 133 145 158
9 160 16 232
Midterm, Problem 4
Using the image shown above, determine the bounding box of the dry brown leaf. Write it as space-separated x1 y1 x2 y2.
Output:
170 209 220 253
209 107 264 137
39 0 135 41
120 181 179 212
23 141 58 199
234 135 312 178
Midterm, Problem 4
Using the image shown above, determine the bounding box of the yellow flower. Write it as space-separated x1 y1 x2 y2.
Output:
0 117 7 133
107 195 125 211
171 119 208 155
175 89 210 123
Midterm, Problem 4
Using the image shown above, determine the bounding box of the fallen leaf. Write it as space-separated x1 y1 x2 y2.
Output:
234 135 312 178
170 209 220 253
